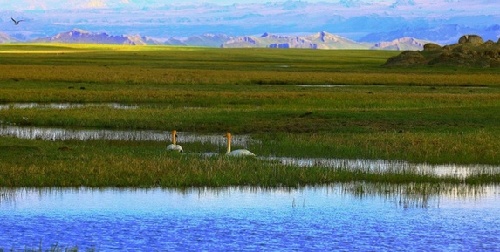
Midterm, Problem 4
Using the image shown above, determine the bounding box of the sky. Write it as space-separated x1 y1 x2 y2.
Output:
1 0 498 43
3 0 322 10
0 0 445 10
2 0 498 12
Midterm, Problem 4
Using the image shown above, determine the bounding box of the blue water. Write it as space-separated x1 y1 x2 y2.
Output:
1 186 499 251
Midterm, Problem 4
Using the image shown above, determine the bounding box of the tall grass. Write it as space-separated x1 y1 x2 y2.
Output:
0 138 498 188
0 44 499 187
255 130 499 164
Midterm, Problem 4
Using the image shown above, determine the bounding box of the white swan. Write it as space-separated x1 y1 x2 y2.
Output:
225 132 255 157
166 130 183 152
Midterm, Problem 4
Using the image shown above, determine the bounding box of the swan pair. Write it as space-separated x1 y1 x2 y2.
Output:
166 130 255 157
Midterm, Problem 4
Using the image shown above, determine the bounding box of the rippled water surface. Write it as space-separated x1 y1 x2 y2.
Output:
1 186 499 251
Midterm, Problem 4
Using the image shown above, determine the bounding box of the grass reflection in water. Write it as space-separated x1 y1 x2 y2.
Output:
0 183 495 209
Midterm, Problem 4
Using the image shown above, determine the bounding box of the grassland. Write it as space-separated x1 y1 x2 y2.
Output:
0 44 499 187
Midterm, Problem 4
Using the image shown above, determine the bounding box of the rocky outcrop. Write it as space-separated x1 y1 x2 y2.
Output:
458 35 483 45
384 35 500 68
423 43 442 52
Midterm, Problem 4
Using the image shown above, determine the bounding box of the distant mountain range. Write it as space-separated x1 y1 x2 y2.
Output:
222 31 371 49
0 32 11 43
2 29 435 51
1 1 498 45
31 29 148 45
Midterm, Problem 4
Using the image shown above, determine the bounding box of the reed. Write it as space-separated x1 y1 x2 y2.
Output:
0 44 499 187
2 242 93 252
0 138 497 187
256 130 499 164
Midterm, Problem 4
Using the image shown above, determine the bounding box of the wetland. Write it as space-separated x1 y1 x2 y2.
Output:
0 44 499 250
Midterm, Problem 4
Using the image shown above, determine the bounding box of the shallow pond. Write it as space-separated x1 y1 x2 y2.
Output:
0 126 252 145
1 126 499 179
0 185 499 251
0 102 139 110
266 157 499 179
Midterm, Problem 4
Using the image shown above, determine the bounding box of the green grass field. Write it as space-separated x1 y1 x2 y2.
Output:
0 44 499 187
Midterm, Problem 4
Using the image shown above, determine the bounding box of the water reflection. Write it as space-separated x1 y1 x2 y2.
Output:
1 183 497 210
265 156 499 179
297 84 351 88
1 126 498 178
0 126 253 145
0 102 138 110
1 185 499 251
340 182 493 208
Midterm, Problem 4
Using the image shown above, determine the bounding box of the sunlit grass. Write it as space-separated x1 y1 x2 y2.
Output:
255 130 499 164
2 130 499 186
1 137 497 188
0 44 498 86
0 44 499 187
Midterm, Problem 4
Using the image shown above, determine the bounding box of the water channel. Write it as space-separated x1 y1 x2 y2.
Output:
1 110 499 250
1 125 499 179
0 185 499 251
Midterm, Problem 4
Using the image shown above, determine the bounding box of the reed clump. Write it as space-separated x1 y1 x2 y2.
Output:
0 44 499 187
0 138 497 188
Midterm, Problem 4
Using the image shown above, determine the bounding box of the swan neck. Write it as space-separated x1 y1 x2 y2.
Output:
172 131 176 145
226 134 231 153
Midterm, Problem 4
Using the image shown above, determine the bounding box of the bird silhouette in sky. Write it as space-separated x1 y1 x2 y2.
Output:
11 17 24 25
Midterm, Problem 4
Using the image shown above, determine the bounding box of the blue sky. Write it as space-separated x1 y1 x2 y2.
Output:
2 0 498 12
0 0 476 10
1 0 497 12
2 0 498 43
4 0 330 10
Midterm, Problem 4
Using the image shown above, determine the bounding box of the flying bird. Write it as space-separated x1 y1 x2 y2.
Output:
11 17 24 25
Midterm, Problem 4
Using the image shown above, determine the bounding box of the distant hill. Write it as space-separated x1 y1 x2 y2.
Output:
222 31 371 49
164 34 231 47
360 24 500 45
371 37 434 51
15 29 438 51
32 29 148 45
0 32 14 43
